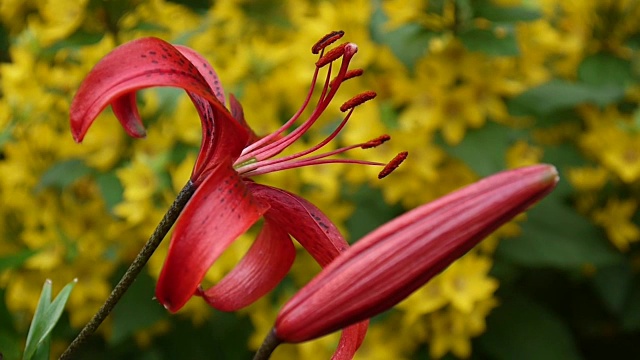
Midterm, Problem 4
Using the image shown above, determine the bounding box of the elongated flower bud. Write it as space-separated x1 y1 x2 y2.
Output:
274 164 559 343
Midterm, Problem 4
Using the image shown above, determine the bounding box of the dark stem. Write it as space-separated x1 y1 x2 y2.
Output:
253 328 282 360
59 181 196 360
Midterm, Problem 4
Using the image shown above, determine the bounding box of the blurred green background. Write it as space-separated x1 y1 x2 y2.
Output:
1 0 640 359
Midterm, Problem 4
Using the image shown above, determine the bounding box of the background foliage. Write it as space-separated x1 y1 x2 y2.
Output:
1 0 640 359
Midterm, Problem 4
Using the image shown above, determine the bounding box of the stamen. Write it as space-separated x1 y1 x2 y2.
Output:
378 152 408 179
312 30 345 54
316 43 348 68
361 135 391 149
329 68 363 88
340 91 377 112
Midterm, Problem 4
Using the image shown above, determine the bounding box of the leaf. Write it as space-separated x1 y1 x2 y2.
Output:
23 280 52 360
473 0 542 22
478 292 583 360
95 172 124 214
578 53 634 87
23 279 77 360
440 121 526 177
459 27 520 56
496 191 624 270
0 25 10 63
35 159 92 192
592 263 633 315
344 184 405 241
110 270 167 345
509 80 626 115
370 7 433 69
0 249 38 271
621 276 640 331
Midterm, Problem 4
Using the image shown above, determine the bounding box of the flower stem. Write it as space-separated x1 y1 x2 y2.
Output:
253 328 282 360
59 181 196 359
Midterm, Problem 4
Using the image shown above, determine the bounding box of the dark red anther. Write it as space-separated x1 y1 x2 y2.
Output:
361 135 391 149
378 152 408 179
329 68 364 88
340 91 377 112
312 30 345 54
316 43 348 68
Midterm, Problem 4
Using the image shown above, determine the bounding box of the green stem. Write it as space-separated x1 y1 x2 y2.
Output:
59 181 196 359
253 328 282 360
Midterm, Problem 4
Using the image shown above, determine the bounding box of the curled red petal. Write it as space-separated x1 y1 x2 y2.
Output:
247 183 348 267
155 161 269 312
197 219 295 312
174 44 226 104
275 164 559 342
229 93 261 144
110 92 146 138
69 37 248 161
330 320 369 360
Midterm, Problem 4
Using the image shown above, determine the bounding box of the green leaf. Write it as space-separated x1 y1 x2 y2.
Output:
592 263 633 315
110 271 166 345
23 280 52 360
578 53 634 87
0 25 10 63
345 185 405 241
23 279 77 360
496 191 624 270
0 329 22 360
473 0 542 22
440 121 526 177
622 276 640 331
0 249 38 271
509 79 626 115
95 172 124 214
478 292 583 360
370 7 433 69
459 27 520 56
35 159 92 192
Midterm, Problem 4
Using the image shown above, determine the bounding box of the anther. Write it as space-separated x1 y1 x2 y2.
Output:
340 91 377 112
312 30 345 54
316 43 348 68
329 68 364 88
361 134 391 149
378 151 408 179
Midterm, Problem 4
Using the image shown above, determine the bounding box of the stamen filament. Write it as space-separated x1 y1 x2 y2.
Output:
241 45 355 163
242 158 386 177
237 108 357 174
239 65 322 159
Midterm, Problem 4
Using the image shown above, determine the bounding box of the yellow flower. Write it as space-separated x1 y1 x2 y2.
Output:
593 199 640 251
429 308 472 359
28 0 88 46
568 166 609 192
506 140 544 169
398 276 449 325
441 253 499 314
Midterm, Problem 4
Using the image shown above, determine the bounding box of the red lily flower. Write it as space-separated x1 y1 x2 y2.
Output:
274 164 558 345
70 32 405 358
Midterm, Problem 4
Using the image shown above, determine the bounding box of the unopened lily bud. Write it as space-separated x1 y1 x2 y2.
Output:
275 164 559 343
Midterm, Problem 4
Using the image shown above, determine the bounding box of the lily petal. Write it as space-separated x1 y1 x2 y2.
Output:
155 161 269 312
247 183 348 267
110 92 146 138
331 320 369 360
196 219 295 312
70 37 248 160
230 93 261 144
275 164 559 342
174 45 226 104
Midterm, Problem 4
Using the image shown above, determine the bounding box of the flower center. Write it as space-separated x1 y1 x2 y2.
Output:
233 31 406 179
